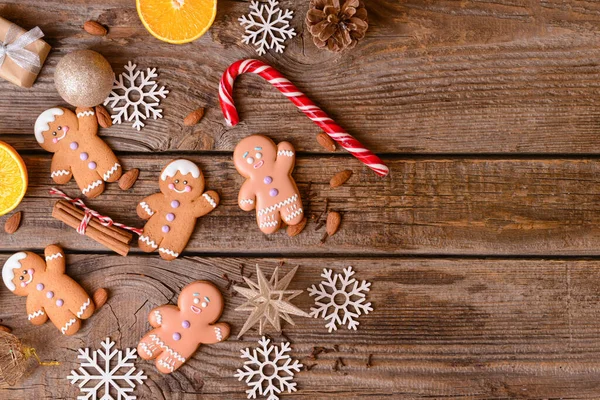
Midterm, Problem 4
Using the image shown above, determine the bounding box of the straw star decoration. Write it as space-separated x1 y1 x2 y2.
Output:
234 265 309 338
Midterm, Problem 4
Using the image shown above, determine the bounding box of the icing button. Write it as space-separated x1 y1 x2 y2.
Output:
264 176 273 184
46 291 54 299
88 161 97 170
80 152 89 161
182 320 190 329
162 225 170 233
56 299 64 307
70 142 78 150
166 213 175 222
171 200 180 208
173 332 181 341
269 188 279 197
36 283 44 291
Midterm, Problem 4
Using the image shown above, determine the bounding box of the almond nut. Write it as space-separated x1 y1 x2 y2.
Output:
118 168 139 190
4 211 22 234
184 108 205 126
95 105 112 128
326 211 341 237
0 325 11 334
330 169 353 188
93 288 109 309
84 20 107 36
316 132 336 151
287 217 307 237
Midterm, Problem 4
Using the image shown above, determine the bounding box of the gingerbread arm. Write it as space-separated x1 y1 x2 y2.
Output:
26 295 48 325
276 141 296 173
194 191 219 218
148 305 179 328
238 180 256 211
50 155 73 184
44 245 65 274
75 107 98 137
137 193 164 220
203 322 230 344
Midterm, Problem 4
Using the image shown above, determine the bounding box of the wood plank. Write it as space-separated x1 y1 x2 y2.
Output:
3 1 600 153
0 255 599 399
4 154 600 256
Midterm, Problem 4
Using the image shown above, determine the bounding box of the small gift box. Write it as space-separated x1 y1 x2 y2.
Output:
0 17 50 88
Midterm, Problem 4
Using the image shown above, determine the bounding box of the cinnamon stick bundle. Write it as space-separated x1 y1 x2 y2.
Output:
52 200 132 256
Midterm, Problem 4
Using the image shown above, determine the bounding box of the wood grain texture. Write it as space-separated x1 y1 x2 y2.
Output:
4 155 600 256
0 255 600 399
3 1 600 153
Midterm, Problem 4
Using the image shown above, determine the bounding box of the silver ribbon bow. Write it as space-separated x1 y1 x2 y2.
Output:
0 24 44 73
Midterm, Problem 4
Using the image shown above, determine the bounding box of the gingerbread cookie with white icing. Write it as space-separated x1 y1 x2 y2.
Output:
233 135 304 234
137 281 230 374
136 159 219 261
34 107 122 198
2 245 105 335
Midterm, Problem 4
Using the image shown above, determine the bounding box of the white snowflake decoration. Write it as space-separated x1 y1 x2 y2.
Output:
235 336 302 400
239 0 296 56
104 61 169 131
308 266 373 332
68 337 147 400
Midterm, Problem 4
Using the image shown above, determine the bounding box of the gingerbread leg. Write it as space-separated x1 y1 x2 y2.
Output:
47 308 82 336
157 236 187 261
138 230 162 253
155 350 185 374
97 159 122 183
72 169 106 199
280 198 304 227
67 295 95 321
137 332 164 360
257 210 283 234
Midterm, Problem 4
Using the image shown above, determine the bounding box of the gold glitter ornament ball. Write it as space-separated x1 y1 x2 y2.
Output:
54 50 114 107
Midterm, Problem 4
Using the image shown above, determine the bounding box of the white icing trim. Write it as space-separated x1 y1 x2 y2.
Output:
45 252 63 262
76 110 95 118
159 248 179 258
139 235 158 249
157 358 175 372
61 318 77 334
277 150 294 157
76 298 91 318
139 202 154 216
102 163 120 181
51 170 70 178
154 310 162 325
240 199 254 205
82 180 103 195
139 342 153 357
203 193 217 208
149 334 186 362
259 221 278 229
34 108 64 143
284 208 303 222
160 159 200 181
28 309 45 321
257 194 299 217
2 252 27 291
215 327 223 341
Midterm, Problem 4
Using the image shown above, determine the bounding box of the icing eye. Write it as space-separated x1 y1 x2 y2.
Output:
52 132 57 136
22 270 27 274
255 152 262 160
58 126 62 130
183 181 188 185
246 157 254 164
243 151 249 158
255 147 262 150
175 179 179 184
201 302 208 308
193 298 200 304
19 276 23 281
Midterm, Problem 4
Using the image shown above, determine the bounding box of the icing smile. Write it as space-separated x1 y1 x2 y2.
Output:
173 186 190 193
190 305 202 314
52 128 68 143
20 269 34 287
254 160 264 169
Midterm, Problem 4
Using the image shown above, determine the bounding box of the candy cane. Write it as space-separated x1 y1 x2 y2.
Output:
219 59 389 177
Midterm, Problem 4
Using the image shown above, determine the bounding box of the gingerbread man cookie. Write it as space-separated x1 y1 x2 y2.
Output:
137 159 219 261
34 107 122 198
233 135 304 234
2 245 105 335
137 281 230 374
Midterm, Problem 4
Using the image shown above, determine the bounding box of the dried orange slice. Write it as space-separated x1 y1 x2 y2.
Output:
137 0 217 44
0 141 28 216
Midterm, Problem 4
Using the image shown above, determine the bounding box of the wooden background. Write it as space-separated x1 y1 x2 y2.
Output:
2 0 600 398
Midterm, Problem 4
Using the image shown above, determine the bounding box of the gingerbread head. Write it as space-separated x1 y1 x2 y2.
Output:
158 159 206 202
233 135 278 178
34 107 78 153
3 252 42 297
178 281 225 324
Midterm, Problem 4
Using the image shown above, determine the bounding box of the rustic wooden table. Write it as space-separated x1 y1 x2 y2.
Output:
2 0 600 398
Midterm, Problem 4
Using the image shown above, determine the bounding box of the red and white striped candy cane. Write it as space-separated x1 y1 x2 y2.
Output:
219 59 389 177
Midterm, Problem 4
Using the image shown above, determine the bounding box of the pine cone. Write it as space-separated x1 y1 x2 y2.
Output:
306 0 368 52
